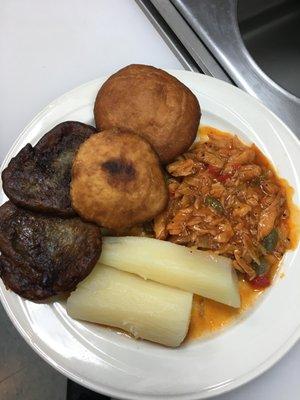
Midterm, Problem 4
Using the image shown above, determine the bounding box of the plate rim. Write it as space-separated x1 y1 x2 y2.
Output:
0 70 300 400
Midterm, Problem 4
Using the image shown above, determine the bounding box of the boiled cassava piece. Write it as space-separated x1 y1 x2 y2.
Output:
67 264 193 347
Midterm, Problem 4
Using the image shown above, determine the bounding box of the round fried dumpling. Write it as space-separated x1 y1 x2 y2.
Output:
94 64 201 164
70 129 168 230
0 202 102 300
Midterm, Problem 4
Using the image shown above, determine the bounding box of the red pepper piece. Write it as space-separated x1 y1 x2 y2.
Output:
250 275 271 289
232 163 241 171
218 173 231 182
208 163 241 182
207 165 221 178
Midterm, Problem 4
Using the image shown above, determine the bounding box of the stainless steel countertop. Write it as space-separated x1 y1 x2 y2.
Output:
137 0 300 135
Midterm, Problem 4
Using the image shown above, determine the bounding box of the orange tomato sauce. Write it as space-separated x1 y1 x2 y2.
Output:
187 281 263 340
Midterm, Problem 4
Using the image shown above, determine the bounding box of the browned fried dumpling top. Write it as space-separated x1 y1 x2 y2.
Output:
71 129 168 230
94 64 201 164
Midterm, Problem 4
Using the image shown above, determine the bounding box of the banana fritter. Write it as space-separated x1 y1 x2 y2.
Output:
2 121 96 216
94 64 201 164
71 129 168 230
0 202 102 300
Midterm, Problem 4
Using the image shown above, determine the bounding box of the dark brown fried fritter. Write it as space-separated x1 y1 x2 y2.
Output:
71 129 168 230
94 64 201 164
2 121 96 216
0 202 101 300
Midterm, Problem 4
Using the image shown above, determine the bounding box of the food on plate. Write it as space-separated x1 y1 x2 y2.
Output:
94 64 201 164
0 60 298 347
0 202 102 300
100 236 240 308
67 264 193 347
71 128 168 230
155 126 292 289
2 121 96 216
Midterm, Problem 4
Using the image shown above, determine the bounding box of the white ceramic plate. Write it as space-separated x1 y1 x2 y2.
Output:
0 71 300 400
